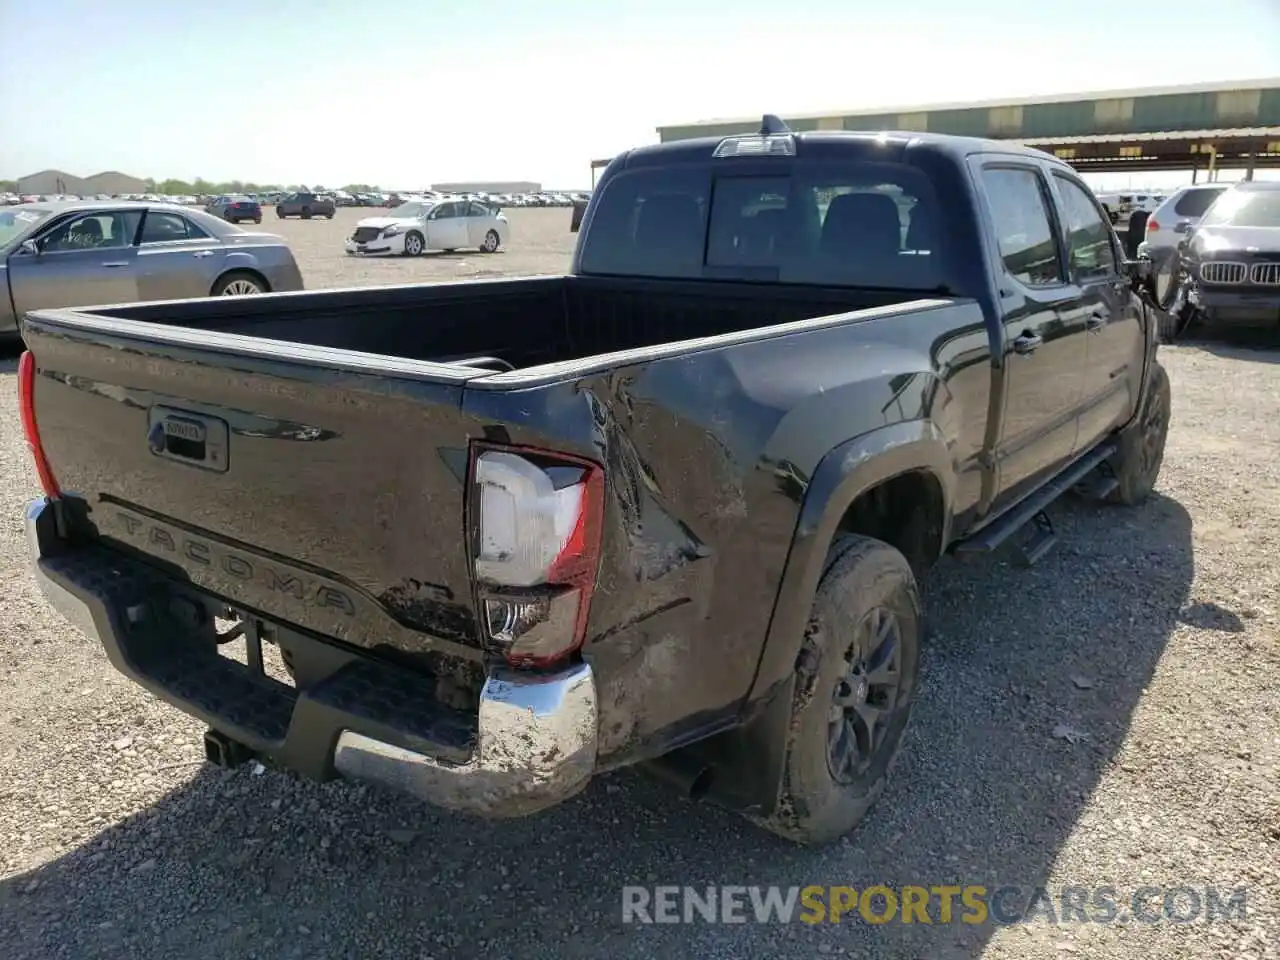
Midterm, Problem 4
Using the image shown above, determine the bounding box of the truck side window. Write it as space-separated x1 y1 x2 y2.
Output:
980 167 1063 287
1053 175 1119 280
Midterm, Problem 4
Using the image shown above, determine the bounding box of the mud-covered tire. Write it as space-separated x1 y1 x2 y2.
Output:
759 535 922 845
1106 361 1171 506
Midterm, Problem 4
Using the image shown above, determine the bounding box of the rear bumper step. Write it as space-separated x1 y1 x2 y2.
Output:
26 498 598 818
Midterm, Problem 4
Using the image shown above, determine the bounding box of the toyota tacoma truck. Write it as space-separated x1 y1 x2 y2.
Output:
19 119 1170 845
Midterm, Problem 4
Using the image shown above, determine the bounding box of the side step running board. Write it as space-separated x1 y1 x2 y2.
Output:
1072 460 1120 501
954 441 1117 566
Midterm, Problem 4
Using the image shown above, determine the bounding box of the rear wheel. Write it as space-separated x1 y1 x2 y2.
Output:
759 535 921 845
276 208 286 219
212 271 268 297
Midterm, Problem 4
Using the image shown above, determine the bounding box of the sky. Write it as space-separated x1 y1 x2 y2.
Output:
2 0 1279 192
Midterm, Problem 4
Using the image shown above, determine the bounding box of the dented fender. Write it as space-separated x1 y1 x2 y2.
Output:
748 420 954 703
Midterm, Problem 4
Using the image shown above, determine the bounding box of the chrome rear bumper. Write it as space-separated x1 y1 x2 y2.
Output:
27 497 598 817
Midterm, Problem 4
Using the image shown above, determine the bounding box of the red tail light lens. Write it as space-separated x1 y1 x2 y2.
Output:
18 351 61 498
1147 219 1159 232
468 444 603 669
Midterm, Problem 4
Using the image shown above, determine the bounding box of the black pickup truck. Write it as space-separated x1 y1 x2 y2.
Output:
20 119 1170 845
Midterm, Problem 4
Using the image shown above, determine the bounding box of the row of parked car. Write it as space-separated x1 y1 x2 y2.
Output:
204 192 339 223
1097 190 1168 225
2 192 203 207
3 187 593 214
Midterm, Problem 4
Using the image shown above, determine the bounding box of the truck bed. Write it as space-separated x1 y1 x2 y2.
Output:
53 274 929 374
20 274 969 743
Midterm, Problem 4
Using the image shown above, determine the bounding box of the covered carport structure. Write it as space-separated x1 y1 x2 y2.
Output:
652 77 1280 180
1017 127 1280 179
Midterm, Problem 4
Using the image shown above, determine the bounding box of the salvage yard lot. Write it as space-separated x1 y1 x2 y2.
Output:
1 207 1278 959
276 206 579 288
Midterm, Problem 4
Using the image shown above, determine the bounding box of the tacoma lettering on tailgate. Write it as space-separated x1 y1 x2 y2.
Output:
113 510 356 616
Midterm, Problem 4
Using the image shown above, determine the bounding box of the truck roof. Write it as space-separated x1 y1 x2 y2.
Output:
618 126 1071 172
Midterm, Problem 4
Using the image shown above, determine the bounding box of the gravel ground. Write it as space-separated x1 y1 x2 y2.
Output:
1 212 1278 959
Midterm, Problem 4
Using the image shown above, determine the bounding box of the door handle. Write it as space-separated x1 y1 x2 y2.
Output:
1087 311 1107 331
1012 332 1043 355
192 250 214 258
101 261 129 268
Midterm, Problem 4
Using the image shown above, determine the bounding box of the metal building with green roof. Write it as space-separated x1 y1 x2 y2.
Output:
655 78 1280 175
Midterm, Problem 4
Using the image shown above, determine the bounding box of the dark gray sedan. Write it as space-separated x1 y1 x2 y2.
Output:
0 200 304 342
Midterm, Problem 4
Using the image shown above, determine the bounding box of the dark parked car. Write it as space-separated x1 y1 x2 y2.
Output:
206 195 263 224
276 192 335 220
1162 180 1280 339
19 119 1168 845
0 200 304 343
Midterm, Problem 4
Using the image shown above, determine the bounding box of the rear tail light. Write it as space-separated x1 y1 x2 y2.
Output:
1147 219 1160 232
18 351 61 498
468 444 604 669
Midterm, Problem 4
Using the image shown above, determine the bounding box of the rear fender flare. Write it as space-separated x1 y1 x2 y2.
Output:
748 420 954 703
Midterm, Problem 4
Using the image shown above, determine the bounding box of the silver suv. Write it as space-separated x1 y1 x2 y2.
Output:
1138 184 1231 261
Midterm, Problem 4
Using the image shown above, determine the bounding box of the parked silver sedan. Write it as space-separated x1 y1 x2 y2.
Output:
0 200 304 342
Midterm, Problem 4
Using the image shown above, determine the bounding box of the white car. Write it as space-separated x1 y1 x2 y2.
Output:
1136 183 1231 261
344 198 508 257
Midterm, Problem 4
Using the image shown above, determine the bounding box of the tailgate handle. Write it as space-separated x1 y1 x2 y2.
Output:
147 407 229 472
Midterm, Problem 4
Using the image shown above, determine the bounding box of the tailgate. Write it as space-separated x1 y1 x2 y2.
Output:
22 310 489 661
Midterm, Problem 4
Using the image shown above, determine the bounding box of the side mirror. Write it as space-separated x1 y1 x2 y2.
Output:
18 239 40 257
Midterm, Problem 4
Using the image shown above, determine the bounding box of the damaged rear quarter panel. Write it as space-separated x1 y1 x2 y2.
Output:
462 305 967 765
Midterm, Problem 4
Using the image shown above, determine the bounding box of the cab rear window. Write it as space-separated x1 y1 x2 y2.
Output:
578 160 946 290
